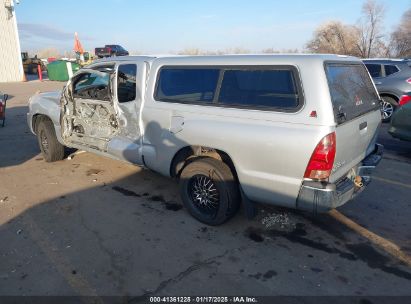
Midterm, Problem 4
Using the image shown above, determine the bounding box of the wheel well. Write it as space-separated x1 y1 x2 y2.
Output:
380 93 399 104
170 146 238 180
32 114 51 134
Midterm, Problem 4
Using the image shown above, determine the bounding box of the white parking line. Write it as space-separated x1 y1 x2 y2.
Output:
373 176 411 189
329 210 411 268
22 214 104 303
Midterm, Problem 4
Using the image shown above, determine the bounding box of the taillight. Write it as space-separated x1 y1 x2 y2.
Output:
304 132 336 180
406 78 411 84
399 95 411 106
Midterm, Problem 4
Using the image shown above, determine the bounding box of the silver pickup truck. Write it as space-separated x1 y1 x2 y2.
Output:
27 55 383 225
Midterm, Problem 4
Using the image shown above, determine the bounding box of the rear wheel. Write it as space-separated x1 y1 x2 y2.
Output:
179 157 240 225
380 96 397 122
36 118 65 162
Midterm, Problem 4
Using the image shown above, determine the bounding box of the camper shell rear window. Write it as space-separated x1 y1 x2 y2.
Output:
325 62 380 124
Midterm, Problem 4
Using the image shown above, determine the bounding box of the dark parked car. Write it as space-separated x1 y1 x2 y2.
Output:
95 45 129 58
388 92 411 142
363 59 411 122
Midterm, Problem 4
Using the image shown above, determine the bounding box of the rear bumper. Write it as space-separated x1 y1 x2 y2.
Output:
296 144 383 213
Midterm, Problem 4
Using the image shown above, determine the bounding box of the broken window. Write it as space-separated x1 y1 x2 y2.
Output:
73 72 110 101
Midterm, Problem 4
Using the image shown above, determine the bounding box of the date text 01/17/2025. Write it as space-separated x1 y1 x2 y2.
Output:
149 296 258 303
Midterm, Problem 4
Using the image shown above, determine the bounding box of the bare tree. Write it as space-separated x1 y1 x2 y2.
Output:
177 47 250 55
32 47 62 59
355 0 386 58
306 21 360 56
390 8 411 58
177 48 203 55
261 48 299 54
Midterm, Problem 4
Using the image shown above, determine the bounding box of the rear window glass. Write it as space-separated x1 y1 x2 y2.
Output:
218 69 299 109
156 68 219 103
364 63 383 78
326 63 379 124
384 64 399 76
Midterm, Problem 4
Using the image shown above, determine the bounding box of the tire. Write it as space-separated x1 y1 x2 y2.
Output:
36 118 65 162
380 96 397 122
179 157 240 225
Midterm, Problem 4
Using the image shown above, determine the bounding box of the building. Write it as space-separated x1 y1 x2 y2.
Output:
0 0 24 82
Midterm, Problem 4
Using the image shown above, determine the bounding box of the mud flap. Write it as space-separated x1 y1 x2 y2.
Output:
240 186 257 219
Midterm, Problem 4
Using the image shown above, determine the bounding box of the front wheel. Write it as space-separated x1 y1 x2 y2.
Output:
179 158 240 225
36 118 65 162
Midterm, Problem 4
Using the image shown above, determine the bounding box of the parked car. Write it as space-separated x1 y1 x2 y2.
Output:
94 45 129 58
27 55 383 225
388 92 411 142
363 59 411 122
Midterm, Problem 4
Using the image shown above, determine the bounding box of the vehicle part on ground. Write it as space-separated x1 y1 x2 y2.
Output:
179 157 240 226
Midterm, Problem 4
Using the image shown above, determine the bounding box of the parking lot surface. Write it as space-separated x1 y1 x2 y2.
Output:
0 81 411 299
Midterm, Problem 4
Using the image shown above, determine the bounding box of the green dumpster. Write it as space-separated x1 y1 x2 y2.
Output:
47 60 80 81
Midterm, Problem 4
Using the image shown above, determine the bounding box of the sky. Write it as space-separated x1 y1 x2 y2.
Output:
14 0 411 54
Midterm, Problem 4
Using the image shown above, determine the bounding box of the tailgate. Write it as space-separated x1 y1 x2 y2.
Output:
325 62 381 183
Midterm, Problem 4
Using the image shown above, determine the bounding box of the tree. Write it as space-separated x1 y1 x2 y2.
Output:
32 48 61 59
306 21 360 56
261 48 299 54
390 9 411 58
355 0 386 58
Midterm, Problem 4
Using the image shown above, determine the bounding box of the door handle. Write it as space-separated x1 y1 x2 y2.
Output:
359 121 367 130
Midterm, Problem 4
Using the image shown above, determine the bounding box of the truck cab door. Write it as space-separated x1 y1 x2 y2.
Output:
61 68 120 152
105 62 146 165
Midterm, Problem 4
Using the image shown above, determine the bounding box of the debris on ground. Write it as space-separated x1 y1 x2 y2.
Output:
0 196 8 203
261 212 295 231
67 150 86 160
86 169 103 176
